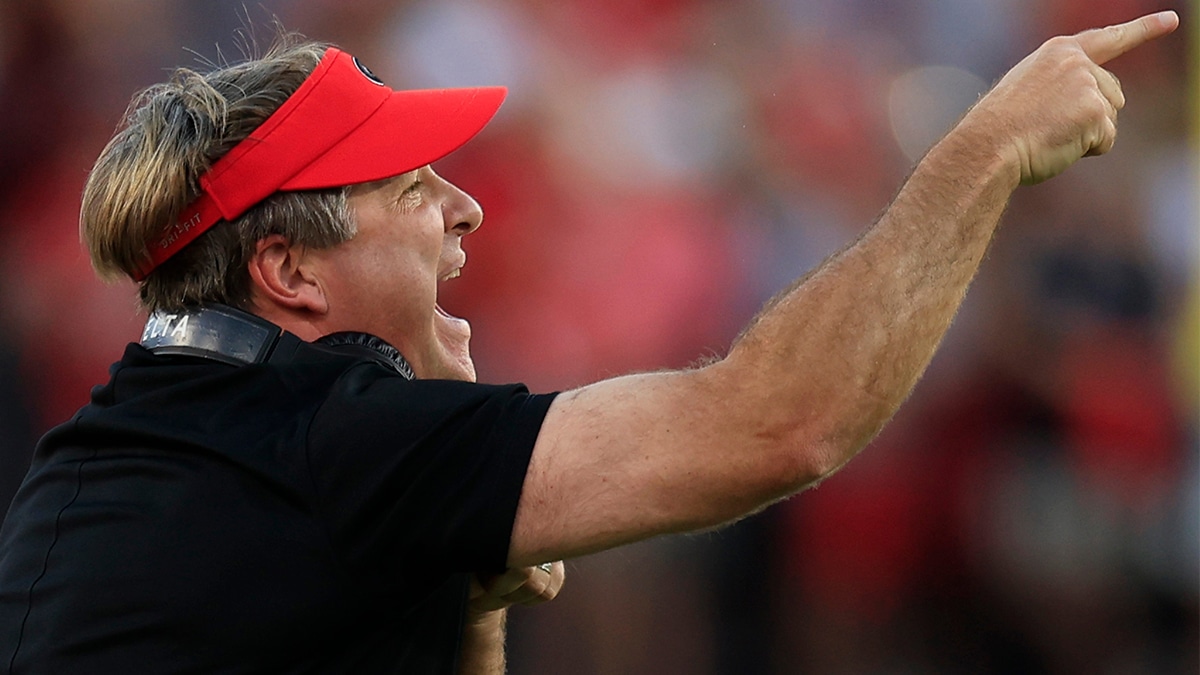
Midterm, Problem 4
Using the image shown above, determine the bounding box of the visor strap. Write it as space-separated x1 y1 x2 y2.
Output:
134 192 223 281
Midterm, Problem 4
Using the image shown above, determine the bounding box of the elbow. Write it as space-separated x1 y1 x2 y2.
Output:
755 423 866 497
779 435 847 491
797 436 856 486
665 428 862 536
710 364 885 498
758 390 898 493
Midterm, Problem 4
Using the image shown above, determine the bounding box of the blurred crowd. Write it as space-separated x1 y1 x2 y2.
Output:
0 0 1195 672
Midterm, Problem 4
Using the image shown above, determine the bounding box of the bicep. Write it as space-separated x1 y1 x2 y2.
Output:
507 364 816 567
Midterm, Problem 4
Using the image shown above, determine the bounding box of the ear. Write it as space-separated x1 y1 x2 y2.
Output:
247 235 328 315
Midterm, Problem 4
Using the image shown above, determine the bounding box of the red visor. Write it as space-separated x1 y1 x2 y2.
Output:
134 47 507 280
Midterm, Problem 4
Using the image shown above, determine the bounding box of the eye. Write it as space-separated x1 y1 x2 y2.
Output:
394 177 423 210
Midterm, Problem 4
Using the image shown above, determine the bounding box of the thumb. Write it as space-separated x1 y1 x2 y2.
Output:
1075 10 1179 65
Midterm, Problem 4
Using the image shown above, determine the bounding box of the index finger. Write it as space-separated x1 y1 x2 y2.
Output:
1076 10 1180 65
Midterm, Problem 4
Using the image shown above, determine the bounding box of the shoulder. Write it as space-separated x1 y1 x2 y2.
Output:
312 366 556 441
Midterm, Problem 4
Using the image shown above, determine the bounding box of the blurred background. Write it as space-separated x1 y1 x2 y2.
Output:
0 0 1196 672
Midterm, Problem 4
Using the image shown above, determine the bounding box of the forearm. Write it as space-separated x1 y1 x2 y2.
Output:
456 609 507 675
514 125 1021 559
691 13 1176 502
508 12 1177 566
722 118 1020 478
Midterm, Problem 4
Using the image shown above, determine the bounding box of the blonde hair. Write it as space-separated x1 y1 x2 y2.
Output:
81 38 355 312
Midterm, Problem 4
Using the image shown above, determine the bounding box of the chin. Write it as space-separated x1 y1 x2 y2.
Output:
421 352 477 382
433 363 476 382
449 355 477 382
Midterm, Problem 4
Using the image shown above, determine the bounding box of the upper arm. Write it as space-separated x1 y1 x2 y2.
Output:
306 371 553 578
506 362 824 567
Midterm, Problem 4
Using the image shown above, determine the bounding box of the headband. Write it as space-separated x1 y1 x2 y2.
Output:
134 47 506 280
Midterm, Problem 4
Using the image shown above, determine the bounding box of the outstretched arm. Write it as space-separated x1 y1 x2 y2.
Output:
507 12 1180 567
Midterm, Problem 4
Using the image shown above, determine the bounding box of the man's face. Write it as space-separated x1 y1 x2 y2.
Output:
309 165 483 381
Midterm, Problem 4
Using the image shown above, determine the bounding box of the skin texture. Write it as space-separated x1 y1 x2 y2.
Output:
504 10 1181 567
246 167 564 674
249 165 484 381
243 11 1177 673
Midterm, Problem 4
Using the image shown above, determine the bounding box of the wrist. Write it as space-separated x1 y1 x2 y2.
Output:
464 606 507 630
929 110 1023 192
458 607 506 675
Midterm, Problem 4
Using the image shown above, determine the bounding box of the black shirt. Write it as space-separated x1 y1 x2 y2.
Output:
0 337 556 674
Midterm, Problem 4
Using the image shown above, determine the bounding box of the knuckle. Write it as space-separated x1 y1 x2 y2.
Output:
529 575 549 595
1039 35 1073 58
1049 51 1090 82
1087 93 1111 122
1045 34 1072 49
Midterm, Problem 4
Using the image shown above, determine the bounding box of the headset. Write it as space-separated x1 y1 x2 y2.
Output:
140 304 414 380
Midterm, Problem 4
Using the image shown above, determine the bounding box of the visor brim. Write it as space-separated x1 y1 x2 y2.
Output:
281 86 508 191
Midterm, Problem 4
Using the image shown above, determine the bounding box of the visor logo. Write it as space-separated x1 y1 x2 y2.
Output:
353 57 386 86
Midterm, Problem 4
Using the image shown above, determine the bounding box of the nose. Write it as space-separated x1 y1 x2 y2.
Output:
436 171 483 237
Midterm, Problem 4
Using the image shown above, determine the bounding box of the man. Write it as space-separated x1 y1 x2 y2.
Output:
0 10 1179 674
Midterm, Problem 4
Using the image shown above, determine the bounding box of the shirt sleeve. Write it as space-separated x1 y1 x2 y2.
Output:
305 364 557 585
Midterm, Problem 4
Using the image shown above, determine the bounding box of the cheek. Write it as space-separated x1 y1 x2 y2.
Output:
320 241 428 313
329 206 445 314
360 245 426 282
348 222 439 282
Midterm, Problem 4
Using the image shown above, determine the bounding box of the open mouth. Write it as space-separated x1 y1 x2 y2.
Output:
434 257 470 327
433 266 473 379
430 252 475 379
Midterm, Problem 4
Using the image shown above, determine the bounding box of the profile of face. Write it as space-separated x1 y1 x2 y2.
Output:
306 165 484 381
